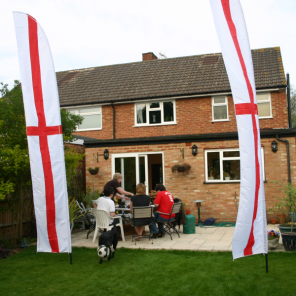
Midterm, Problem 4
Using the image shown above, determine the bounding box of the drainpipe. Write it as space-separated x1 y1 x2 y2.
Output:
111 103 116 139
287 73 292 128
276 134 291 184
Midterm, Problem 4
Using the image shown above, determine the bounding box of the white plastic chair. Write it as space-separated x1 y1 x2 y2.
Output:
92 209 125 243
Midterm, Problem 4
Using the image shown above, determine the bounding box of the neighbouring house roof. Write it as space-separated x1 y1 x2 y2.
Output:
57 47 286 107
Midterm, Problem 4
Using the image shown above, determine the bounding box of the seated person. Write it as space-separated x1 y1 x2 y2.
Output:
103 173 134 202
130 183 151 241
94 186 123 239
149 184 175 238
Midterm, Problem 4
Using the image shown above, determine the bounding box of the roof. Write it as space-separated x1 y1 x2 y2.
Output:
57 47 286 107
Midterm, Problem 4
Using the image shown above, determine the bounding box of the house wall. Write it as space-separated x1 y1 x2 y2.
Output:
85 135 296 222
73 91 288 140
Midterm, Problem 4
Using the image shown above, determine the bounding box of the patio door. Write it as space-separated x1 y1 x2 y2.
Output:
112 154 148 195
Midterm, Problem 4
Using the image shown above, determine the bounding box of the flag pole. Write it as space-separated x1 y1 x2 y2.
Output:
70 253 73 265
265 253 268 273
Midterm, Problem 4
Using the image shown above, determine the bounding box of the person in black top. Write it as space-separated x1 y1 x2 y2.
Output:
130 183 151 240
103 173 134 201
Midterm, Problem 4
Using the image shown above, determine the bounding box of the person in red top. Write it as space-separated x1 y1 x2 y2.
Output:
149 184 175 238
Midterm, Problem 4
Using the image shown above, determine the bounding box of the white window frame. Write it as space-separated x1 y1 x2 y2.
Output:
65 105 102 131
205 148 265 183
134 100 176 127
212 96 229 122
257 92 272 119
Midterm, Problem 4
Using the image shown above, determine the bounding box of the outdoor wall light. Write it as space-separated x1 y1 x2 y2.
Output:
192 144 198 156
271 140 278 153
104 149 109 160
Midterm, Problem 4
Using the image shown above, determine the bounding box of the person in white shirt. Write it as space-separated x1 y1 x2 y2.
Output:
94 186 124 239
94 186 116 224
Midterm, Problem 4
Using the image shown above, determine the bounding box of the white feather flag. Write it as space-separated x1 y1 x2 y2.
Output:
209 0 267 259
13 12 71 253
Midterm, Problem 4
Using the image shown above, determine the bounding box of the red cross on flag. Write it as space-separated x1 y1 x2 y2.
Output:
13 12 71 253
209 0 267 259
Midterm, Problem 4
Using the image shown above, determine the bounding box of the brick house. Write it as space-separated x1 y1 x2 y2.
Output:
57 47 296 222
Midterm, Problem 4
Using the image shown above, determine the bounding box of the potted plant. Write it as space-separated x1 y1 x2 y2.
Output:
275 182 296 251
267 230 280 250
88 167 99 175
171 163 191 174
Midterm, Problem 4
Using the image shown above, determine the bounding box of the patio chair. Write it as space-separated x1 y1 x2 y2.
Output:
130 206 154 245
157 202 182 240
92 209 125 243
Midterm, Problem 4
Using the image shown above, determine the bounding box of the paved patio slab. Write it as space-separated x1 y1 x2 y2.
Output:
71 224 285 252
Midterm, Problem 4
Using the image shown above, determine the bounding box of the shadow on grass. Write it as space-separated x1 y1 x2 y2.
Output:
0 246 295 296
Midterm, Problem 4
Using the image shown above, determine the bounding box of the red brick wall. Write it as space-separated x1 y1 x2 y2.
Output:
74 91 288 140
85 136 296 223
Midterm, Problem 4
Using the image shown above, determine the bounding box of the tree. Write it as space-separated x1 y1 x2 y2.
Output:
0 81 84 246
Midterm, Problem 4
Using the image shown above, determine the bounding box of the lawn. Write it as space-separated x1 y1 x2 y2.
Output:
0 246 295 296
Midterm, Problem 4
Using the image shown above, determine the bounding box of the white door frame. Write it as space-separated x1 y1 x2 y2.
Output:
111 152 164 195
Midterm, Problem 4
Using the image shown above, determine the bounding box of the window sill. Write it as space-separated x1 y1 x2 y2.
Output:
204 181 240 184
258 117 273 120
203 180 268 184
76 128 102 131
211 119 230 123
133 122 177 127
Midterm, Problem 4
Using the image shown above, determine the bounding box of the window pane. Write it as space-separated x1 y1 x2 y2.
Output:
78 114 101 129
136 104 146 124
214 105 227 120
68 109 76 114
79 107 101 113
163 101 174 122
256 93 269 101
258 102 271 117
207 152 220 180
149 110 161 124
214 97 225 104
150 102 160 109
223 160 240 180
223 151 240 157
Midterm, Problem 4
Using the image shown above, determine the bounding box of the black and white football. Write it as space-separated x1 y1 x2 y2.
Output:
97 245 110 258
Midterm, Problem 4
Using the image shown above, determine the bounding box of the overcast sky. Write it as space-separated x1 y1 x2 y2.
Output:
1 0 296 89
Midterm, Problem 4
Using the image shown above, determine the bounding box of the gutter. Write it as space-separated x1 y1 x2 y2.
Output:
276 134 291 184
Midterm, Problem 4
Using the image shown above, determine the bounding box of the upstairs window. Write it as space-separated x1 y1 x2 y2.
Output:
212 96 228 121
257 92 272 118
135 101 176 126
68 106 102 131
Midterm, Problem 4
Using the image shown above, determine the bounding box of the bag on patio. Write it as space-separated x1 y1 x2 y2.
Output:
204 218 217 225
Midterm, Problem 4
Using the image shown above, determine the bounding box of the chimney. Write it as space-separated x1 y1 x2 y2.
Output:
142 52 158 61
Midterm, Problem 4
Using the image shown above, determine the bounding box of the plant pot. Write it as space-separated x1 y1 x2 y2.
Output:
268 238 279 250
278 223 296 234
281 232 296 251
89 168 99 175
278 214 286 224
178 166 186 172
270 219 277 224
289 212 296 223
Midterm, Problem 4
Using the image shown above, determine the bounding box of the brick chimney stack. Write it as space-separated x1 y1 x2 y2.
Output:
142 52 158 61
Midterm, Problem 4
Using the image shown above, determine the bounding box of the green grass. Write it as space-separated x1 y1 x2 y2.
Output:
1 246 296 296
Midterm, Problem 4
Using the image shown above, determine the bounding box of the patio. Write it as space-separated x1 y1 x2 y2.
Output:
71 223 285 252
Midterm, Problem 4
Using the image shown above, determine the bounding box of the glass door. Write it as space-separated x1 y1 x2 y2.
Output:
112 153 149 195
139 155 148 194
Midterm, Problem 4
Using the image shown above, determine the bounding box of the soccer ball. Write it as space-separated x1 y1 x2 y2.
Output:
97 245 110 258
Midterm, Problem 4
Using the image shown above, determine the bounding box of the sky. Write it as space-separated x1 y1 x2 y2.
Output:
1 0 296 89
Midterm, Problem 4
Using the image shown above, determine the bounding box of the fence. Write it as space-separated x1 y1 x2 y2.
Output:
0 195 34 238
